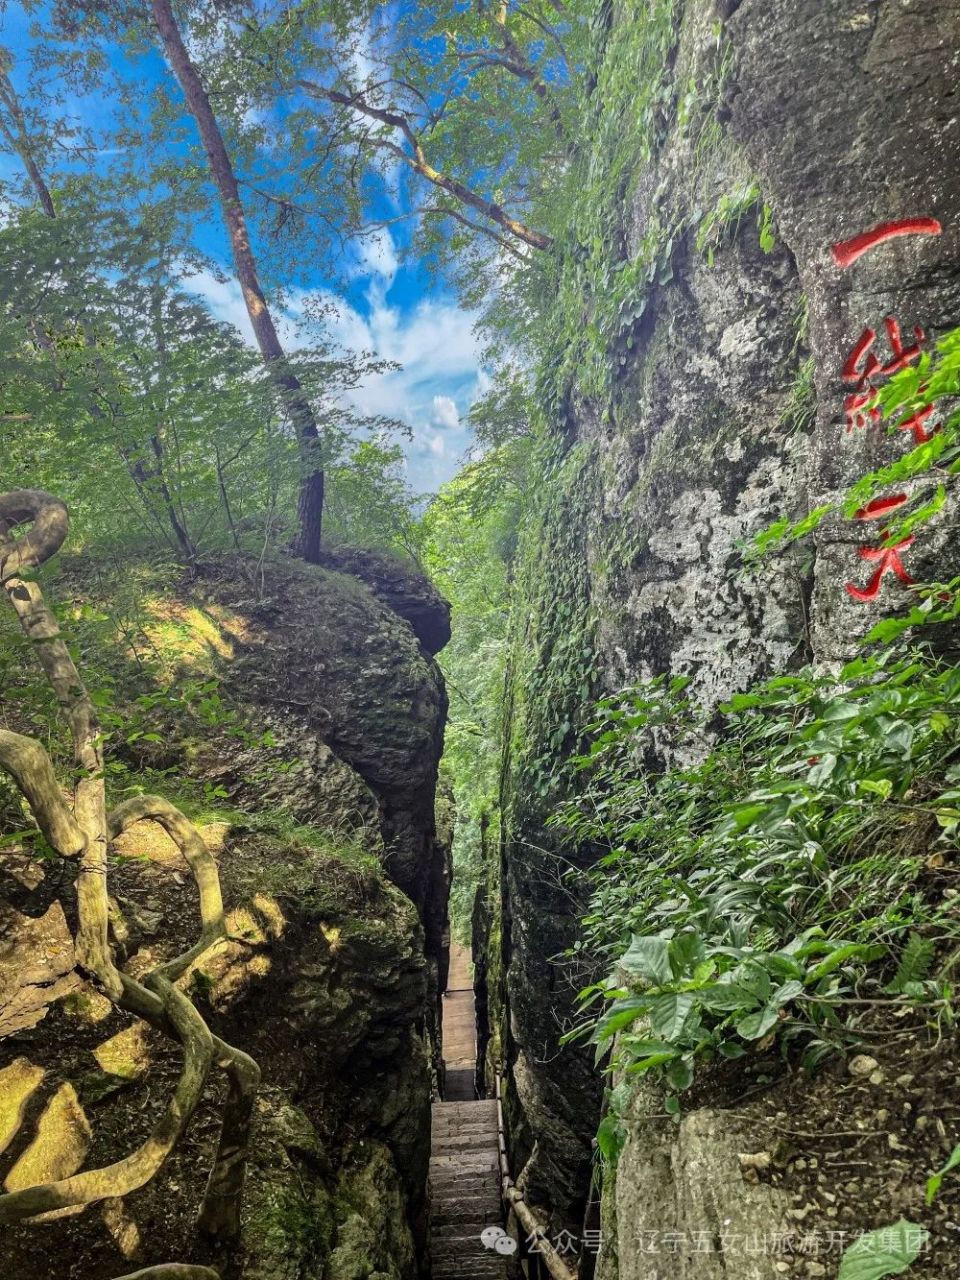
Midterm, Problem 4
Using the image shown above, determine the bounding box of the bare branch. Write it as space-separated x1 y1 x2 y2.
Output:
423 205 528 261
0 59 57 218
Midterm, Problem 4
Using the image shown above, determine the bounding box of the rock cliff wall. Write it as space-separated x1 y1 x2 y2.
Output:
480 0 960 1270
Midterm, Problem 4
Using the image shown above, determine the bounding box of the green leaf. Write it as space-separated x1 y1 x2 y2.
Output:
836 1220 928 1280
735 1004 779 1040
858 778 893 800
726 802 767 833
808 752 838 785
621 1037 676 1058
699 983 762 1012
665 1054 694 1091
626 1051 679 1075
764 953 804 980
596 1113 627 1165
771 980 804 1007
620 935 673 985
926 1143 960 1204
595 999 649 1043
648 993 695 1041
669 930 705 978
717 1041 747 1059
806 943 883 983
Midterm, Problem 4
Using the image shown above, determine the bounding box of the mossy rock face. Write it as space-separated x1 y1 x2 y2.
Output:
1 548 442 1280
241 1096 337 1280
184 557 450 965
325 1142 416 1280
320 545 452 657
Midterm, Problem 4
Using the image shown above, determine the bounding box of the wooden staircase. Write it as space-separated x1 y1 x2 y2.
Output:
429 944 511 1279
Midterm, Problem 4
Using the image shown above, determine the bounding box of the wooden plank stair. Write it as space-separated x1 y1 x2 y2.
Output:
429 944 511 1278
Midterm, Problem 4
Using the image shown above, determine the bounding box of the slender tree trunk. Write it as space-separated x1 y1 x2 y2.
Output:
0 62 57 218
150 0 324 562
147 283 197 561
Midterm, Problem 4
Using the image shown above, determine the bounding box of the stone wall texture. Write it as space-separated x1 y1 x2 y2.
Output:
491 1 960 1273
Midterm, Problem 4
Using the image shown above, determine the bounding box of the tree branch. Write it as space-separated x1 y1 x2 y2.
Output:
0 58 57 218
297 79 553 252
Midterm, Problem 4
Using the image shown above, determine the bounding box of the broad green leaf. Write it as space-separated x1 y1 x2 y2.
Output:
595 999 649 1043
648 993 695 1040
836 1220 928 1280
717 1041 747 1059
771 980 804 1006
665 1055 694 1091
808 752 838 785
626 1051 678 1075
858 778 893 800
735 1004 779 1040
728 802 767 832
620 935 673 985
699 983 762 1012
669 931 705 978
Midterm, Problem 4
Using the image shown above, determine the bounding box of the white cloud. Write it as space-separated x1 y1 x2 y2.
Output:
356 230 399 284
431 394 459 430
183 268 255 342
184 263 482 492
472 367 492 401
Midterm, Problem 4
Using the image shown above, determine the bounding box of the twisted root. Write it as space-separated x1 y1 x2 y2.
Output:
108 1268 220 1280
0 490 259 1244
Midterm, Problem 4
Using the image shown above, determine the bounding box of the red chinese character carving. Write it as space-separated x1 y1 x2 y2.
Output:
878 317 924 377
843 390 880 433
840 317 928 433
845 534 915 602
853 494 908 520
832 217 942 269
842 328 880 384
895 402 939 444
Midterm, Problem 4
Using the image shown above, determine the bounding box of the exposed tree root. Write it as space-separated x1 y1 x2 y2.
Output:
0 980 212 1223
108 795 227 981
108 1267 221 1280
0 729 86 857
0 490 260 1246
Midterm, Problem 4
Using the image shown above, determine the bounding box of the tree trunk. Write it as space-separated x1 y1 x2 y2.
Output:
150 0 324 561
0 64 57 218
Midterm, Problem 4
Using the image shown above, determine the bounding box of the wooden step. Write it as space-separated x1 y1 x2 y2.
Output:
429 946 507 1277
427 1096 509 1278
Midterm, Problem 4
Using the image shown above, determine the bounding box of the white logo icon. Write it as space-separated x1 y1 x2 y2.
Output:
480 1226 518 1255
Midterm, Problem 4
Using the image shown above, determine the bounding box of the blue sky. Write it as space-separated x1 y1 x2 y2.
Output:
0 2 484 494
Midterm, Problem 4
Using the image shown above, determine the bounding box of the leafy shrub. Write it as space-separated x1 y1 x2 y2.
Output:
554 649 960 1094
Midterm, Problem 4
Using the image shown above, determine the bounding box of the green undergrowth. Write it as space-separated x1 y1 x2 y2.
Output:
553 646 960 1124
536 0 679 418
0 554 385 901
